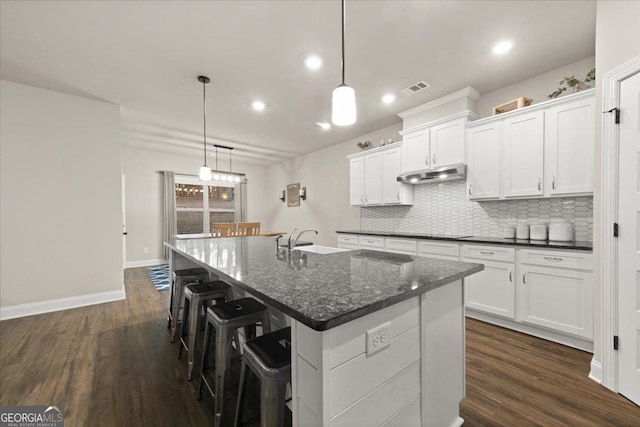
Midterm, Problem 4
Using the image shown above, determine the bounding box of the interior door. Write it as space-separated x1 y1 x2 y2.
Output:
618 70 640 406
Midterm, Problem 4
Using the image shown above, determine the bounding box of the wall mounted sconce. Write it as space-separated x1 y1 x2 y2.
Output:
299 187 307 201
279 190 286 202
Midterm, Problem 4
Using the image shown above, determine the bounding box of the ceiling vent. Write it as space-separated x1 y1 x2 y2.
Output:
401 80 430 96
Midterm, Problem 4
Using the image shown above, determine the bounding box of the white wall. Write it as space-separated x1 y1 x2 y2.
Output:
121 147 268 265
264 123 402 247
0 80 123 317
592 0 640 366
476 56 595 118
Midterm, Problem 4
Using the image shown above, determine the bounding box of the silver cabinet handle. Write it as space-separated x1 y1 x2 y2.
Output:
397 192 400 201
522 272 526 284
509 270 513 282
537 178 541 191
552 176 556 190
468 185 472 195
480 251 494 255
360 195 364 203
365 195 368 203
432 154 436 164
544 256 563 262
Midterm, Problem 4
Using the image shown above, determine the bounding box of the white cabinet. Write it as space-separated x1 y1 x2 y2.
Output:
400 111 477 175
517 249 593 339
402 130 430 172
467 123 501 200
417 241 460 261
502 111 544 198
385 238 418 255
466 89 595 201
462 245 516 320
544 96 595 195
348 144 413 207
337 234 359 250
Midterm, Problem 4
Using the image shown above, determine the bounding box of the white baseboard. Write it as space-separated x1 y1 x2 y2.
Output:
125 258 167 269
0 287 126 321
450 416 464 427
589 357 603 384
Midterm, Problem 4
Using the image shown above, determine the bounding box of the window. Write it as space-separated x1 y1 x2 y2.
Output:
175 176 244 234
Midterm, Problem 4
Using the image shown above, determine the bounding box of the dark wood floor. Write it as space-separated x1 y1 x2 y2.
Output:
1 267 638 426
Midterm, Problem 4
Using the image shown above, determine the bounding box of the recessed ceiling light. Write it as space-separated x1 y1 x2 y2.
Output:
316 122 331 130
305 55 323 70
493 40 513 55
382 94 396 104
251 100 265 111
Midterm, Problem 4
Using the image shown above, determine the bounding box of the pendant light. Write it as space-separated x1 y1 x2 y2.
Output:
331 0 356 126
198 75 212 181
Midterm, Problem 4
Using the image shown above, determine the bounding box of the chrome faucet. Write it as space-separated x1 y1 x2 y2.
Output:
290 229 318 250
286 228 298 250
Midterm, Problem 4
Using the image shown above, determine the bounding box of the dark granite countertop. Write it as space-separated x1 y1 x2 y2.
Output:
165 237 483 331
336 230 593 251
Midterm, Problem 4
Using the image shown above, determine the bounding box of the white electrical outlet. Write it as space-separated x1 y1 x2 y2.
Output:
143 247 149 254
366 322 391 356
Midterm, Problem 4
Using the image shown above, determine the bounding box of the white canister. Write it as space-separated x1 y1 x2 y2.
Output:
516 225 530 239
549 221 573 241
503 226 516 239
530 223 548 240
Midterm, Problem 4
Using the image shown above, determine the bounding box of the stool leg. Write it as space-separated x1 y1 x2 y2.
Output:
168 277 175 329
198 320 213 401
170 279 186 342
214 326 231 427
261 379 287 427
234 361 251 427
178 296 190 360
187 297 201 380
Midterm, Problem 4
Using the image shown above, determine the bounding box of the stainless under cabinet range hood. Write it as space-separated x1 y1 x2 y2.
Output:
397 163 466 184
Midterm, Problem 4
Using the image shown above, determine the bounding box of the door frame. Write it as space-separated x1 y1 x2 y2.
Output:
599 54 640 391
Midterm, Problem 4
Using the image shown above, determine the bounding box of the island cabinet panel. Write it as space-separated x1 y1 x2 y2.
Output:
291 282 465 427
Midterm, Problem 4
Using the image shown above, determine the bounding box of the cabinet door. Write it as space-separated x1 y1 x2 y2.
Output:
401 130 430 172
381 146 404 204
467 123 501 200
349 157 365 206
502 111 544 198
430 118 465 167
518 266 593 338
545 96 595 195
464 259 515 319
364 152 382 205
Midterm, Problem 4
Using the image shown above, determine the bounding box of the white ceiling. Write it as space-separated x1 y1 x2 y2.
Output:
0 1 596 165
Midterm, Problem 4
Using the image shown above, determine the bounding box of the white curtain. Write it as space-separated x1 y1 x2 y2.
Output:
162 171 176 260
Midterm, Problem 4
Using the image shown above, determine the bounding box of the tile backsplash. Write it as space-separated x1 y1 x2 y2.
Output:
361 181 593 241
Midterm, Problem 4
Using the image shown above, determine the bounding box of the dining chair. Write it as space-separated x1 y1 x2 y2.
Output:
236 222 261 236
212 223 236 237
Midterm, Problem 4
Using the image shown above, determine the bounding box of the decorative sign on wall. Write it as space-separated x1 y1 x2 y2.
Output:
287 183 301 207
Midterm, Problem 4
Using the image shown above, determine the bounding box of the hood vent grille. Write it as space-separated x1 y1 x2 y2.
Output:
397 163 466 184
401 80 430 96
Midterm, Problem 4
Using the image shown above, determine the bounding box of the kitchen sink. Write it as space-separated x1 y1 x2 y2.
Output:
293 245 350 255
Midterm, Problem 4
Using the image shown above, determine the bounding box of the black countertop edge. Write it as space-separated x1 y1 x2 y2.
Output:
336 230 593 251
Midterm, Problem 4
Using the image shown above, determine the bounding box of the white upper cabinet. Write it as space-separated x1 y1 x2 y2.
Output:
466 89 595 201
502 111 544 198
544 95 595 195
347 144 413 207
430 117 466 167
467 122 501 200
349 156 365 206
400 111 477 175
401 130 430 172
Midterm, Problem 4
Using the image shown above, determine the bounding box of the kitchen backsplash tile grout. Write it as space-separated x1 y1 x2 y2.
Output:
360 181 593 241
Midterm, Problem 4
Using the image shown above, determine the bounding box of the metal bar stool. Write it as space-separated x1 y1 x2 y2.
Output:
234 327 291 427
169 267 211 342
178 281 232 380
198 298 271 427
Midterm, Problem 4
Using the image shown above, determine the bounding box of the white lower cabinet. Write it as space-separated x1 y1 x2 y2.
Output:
337 234 359 250
516 249 593 339
462 245 516 320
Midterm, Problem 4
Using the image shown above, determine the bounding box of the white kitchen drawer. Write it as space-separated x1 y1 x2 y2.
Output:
418 241 460 257
338 234 359 245
385 238 417 255
462 244 515 262
518 249 593 271
358 236 385 249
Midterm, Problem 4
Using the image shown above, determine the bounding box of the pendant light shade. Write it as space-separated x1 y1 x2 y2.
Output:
197 75 211 181
332 0 356 126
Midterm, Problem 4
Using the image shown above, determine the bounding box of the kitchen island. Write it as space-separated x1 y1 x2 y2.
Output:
165 237 483 427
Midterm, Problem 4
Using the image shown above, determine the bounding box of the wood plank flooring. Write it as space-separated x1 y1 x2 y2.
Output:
1 267 638 426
